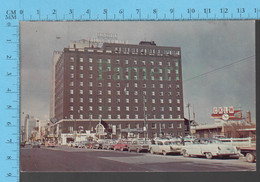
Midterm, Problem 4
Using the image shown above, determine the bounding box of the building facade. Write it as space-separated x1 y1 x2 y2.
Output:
51 40 185 142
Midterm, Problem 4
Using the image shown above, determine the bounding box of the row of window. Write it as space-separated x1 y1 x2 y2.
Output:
70 105 181 112
69 114 181 120
69 73 180 81
69 81 180 89
69 97 181 104
70 57 179 67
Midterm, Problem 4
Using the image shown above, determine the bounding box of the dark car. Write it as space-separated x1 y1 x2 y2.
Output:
31 142 41 148
128 139 151 153
114 140 131 151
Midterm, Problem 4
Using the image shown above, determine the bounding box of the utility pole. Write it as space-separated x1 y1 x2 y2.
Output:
186 103 191 135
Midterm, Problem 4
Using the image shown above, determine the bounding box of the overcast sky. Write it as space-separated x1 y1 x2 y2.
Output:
20 21 255 124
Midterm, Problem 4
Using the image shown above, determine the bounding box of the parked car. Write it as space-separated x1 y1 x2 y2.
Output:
181 138 239 159
240 147 256 163
78 141 90 148
31 141 41 148
102 140 116 150
45 141 55 147
71 141 81 148
149 140 183 155
128 139 151 153
114 140 131 151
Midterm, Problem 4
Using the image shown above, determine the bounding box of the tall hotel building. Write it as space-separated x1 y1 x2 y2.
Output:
50 39 185 142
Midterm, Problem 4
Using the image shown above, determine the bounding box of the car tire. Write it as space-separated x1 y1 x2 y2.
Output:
183 150 190 157
150 148 154 154
162 150 167 156
205 152 213 159
246 153 255 163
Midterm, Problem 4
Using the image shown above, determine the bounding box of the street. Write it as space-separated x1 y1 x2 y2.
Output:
21 145 256 172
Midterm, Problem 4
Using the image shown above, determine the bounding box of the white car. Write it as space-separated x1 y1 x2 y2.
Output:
182 138 239 159
150 140 183 155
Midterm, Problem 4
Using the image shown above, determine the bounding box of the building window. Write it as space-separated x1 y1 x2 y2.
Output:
177 107 181 111
98 98 102 103
79 114 83 119
117 98 120 103
70 82 74 86
108 98 111 103
169 123 174 128
70 90 74 94
116 83 120 87
169 99 172 103
176 84 180 89
116 115 120 119
152 91 155 96
70 57 74 62
107 75 111 79
134 60 137 64
89 90 93 94
80 82 83 86
126 99 129 103
160 99 164 103
89 106 93 111
70 73 74 78
160 92 163 96
79 106 83 111
70 65 74 70
136 124 139 129
134 106 138 111
89 66 93 70
161 123 165 129
99 106 102 111
89 58 92 62
161 115 164 119
68 126 73 133
89 98 93 103
80 57 83 62
107 59 111 63
160 84 163 88
70 106 73 111
160 107 164 111
89 74 93 79
134 91 138 95
175 61 179 67
152 99 155 103
169 107 172 111
134 83 138 87
108 82 111 87
79 90 83 94
117 91 120 95
108 115 111 119
126 106 129 111
117 106 120 111
79 74 83 78
178 123 182 128
135 99 138 103
70 114 73 119
151 123 156 129
70 98 74 102
176 76 179 81
177 99 180 104
135 115 138 119
126 115 130 119
80 98 83 103
176 69 179 74
116 60 120 64
159 62 162 66
98 90 102 95
98 82 102 87
108 90 111 95
108 106 111 111
151 61 154 65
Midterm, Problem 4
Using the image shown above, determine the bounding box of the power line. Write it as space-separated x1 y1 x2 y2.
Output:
183 55 255 82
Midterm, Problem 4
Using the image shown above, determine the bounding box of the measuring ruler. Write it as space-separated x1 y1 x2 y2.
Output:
0 0 259 181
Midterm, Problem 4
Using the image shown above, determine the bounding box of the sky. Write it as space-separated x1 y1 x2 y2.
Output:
20 21 255 124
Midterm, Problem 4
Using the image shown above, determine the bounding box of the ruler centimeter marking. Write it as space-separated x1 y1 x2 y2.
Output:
0 0 259 182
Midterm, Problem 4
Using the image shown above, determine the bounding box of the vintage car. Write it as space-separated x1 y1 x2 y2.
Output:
149 140 183 155
45 141 55 147
128 139 151 153
113 140 131 151
102 140 117 150
31 141 41 148
181 138 239 159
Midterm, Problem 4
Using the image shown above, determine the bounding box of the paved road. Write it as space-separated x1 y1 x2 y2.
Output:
21 145 256 172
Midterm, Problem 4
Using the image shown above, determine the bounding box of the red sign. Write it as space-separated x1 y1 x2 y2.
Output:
218 107 223 114
229 106 234 113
